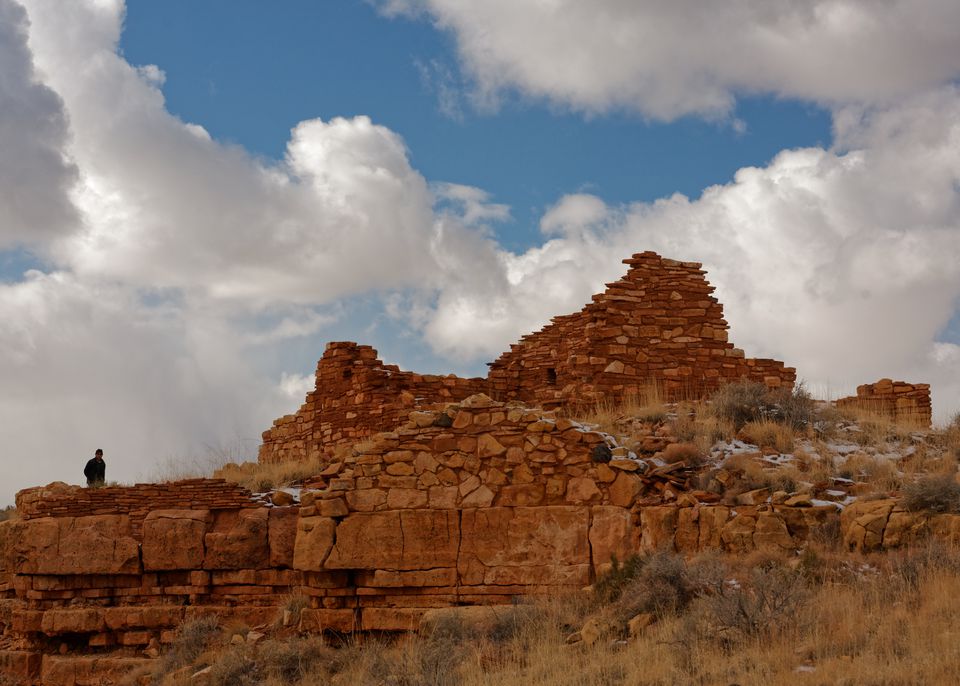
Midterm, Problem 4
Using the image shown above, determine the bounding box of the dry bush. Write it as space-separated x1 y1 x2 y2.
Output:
739 419 795 453
902 474 960 513
660 442 702 466
670 403 736 454
695 566 810 645
710 381 771 429
153 616 222 682
836 453 902 492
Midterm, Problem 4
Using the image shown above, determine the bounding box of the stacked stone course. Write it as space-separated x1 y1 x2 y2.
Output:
487 252 795 407
259 342 488 464
835 378 932 428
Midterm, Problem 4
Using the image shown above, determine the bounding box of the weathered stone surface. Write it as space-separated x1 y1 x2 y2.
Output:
292 516 337 571
675 507 700 552
268 507 299 568
565 477 601 504
325 510 460 571
841 499 895 552
204 509 270 570
721 513 757 553
12 515 140 575
640 506 677 551
142 510 209 571
459 507 590 586
883 510 928 548
589 506 638 573
753 512 794 552
698 506 730 549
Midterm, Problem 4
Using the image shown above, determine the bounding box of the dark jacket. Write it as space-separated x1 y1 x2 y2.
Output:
84 457 105 486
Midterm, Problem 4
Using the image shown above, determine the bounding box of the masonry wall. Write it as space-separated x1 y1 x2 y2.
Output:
261 251 796 465
487 251 795 406
259 342 489 464
836 378 932 428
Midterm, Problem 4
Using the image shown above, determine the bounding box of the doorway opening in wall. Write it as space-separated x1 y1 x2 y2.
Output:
343 369 352 380
546 368 557 385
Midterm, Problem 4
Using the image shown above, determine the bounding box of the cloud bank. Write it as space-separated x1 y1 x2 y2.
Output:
1 0 958 504
380 0 960 119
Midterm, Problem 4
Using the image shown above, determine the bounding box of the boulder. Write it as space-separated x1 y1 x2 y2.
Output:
840 499 895 552
142 510 210 571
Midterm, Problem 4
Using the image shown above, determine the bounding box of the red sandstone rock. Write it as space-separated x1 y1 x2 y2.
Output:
268 507 299 568
325 510 460 571
142 510 210 571
459 507 590 586
12 515 140 575
292 516 337 571
204 509 270 570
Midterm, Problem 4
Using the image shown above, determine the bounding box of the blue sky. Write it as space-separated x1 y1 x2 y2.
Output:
119 0 832 251
2 0 960 503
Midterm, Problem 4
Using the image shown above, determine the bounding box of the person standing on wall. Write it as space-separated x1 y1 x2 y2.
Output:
84 448 106 487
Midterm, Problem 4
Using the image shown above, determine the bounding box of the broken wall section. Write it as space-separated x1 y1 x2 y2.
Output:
835 378 932 428
259 342 489 464
487 251 795 406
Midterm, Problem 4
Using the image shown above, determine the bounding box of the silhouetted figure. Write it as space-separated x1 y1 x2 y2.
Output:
84 448 106 487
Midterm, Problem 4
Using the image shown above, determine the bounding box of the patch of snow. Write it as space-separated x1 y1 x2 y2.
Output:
824 489 847 497
810 499 844 510
825 441 860 455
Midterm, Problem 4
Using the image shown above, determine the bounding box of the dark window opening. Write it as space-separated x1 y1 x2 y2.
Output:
342 368 353 380
546 368 557 385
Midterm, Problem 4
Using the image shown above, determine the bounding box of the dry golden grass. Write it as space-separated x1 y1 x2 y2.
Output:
152 544 960 686
739 419 797 453
572 384 668 436
213 457 328 493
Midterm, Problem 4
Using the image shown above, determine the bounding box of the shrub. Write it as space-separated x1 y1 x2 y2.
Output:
699 567 809 644
207 646 260 686
710 381 771 428
903 474 960 513
153 615 222 679
710 380 814 431
661 441 703 466
739 419 795 453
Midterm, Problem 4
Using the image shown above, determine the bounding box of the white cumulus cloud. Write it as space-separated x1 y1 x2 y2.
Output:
380 0 960 120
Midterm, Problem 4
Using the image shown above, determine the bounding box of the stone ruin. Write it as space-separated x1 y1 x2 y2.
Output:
3 393 953 684
0 249 940 684
836 378 932 428
260 251 796 464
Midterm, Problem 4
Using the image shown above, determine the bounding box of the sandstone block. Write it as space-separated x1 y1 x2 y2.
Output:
589 506 638 573
12 515 141 575
325 510 460 570
292 516 337 571
269 507 300 568
497 484 545 507
565 477 601 504
205 509 270 570
459 507 589 586
640 507 677 552
608 472 642 507
387 488 428 509
142 510 209 571
346 489 387 512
